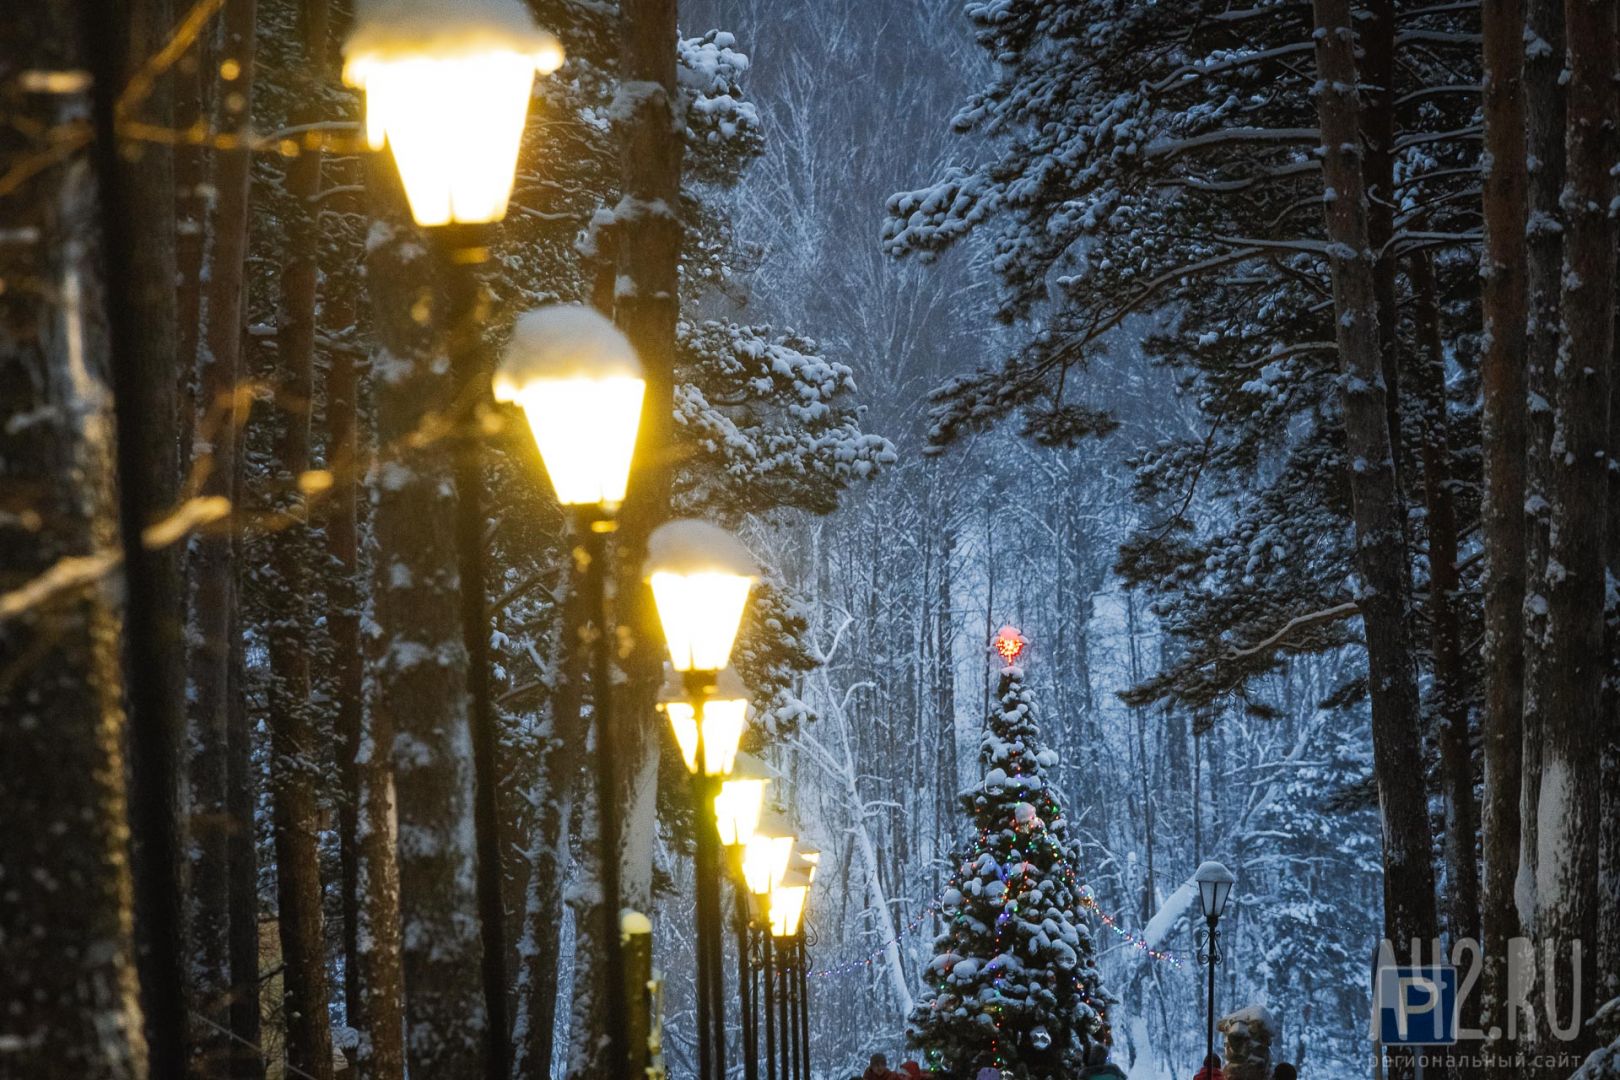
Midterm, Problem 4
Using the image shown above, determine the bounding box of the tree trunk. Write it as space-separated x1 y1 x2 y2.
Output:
1535 0 1614 1063
1357 0 1402 479
184 1 256 1072
364 179 486 1080
1411 252 1480 948
1476 0 1529 1061
263 1 334 1075
1308 0 1440 1028
0 8 147 1067
568 0 685 1075
225 558 265 1080
1517 0 1564 947
514 583 586 1080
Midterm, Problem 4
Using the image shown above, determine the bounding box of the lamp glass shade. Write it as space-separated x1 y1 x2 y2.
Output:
715 778 767 847
663 695 747 777
510 377 645 507
345 46 558 226
1194 860 1236 920
648 571 754 672
768 881 809 938
742 832 796 896
798 848 821 883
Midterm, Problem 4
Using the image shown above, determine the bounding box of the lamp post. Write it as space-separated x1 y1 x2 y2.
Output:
748 811 797 1080
769 868 810 1080
1194 860 1235 1073
646 520 759 1080
718 753 773 1080
345 10 564 1078
495 304 646 1080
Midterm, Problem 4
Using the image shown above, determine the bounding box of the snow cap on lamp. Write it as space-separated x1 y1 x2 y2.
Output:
1194 859 1235 921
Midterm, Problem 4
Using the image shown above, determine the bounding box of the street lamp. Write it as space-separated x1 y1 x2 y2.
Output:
660 665 750 778
742 810 798 897
346 9 564 1074
769 867 811 1080
497 303 646 1080
1194 860 1236 1074
646 519 757 1080
716 751 771 849
343 1 564 227
493 306 646 508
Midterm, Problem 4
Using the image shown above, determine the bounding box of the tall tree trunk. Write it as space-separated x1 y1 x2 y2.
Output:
0 8 147 1066
1476 0 1529 1062
264 0 335 1074
364 178 486 1080
1410 252 1480 948
1517 0 1565 948
514 584 586 1080
184 1 256 1072
1308 3 1440 1058
225 556 265 1080
1357 0 1402 478
1535 0 1614 1062
568 0 685 1075
93 0 190 1071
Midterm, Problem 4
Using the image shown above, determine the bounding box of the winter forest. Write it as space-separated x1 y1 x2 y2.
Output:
3 0 1619 1079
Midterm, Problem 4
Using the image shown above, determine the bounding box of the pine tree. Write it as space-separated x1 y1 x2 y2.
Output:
909 629 1109 1080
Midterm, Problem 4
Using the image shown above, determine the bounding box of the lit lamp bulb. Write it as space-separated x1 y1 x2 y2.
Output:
797 847 821 883
343 0 565 226
659 666 749 777
644 520 758 674
493 306 645 509
742 810 796 896
715 751 771 848
769 867 811 938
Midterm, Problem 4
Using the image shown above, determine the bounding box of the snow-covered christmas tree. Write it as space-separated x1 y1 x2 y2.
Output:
908 627 1111 1079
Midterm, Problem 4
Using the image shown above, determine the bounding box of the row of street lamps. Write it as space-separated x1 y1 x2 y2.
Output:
343 5 819 1080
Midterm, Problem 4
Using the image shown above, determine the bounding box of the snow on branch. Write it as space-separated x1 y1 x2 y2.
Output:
1224 601 1359 660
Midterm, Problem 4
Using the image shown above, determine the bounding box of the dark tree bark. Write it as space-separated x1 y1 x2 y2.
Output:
1308 0 1440 1034
1410 252 1479 949
568 0 685 1075
225 565 264 1080
1475 0 1528 1059
1534 0 1614 1062
364 185 486 1080
513 583 586 1080
183 1 256 1072
1517 0 1564 948
263 1 335 1075
1357 0 1402 478
0 7 147 1070
92 0 190 1071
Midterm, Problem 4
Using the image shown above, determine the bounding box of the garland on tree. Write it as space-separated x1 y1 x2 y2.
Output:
908 629 1112 1079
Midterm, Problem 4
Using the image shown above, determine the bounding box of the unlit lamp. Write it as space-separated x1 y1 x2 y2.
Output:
343 0 564 225
1195 860 1235 922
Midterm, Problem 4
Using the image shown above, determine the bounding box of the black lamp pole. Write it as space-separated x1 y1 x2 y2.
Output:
797 935 811 1080
739 893 759 1080
763 924 777 1080
1198 914 1221 1072
577 511 632 1080
686 677 728 1080
435 222 513 1080
778 938 793 1080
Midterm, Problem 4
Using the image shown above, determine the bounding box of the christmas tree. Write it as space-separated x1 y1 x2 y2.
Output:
908 627 1110 1079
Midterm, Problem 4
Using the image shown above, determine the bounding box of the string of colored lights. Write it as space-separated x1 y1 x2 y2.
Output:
809 902 942 979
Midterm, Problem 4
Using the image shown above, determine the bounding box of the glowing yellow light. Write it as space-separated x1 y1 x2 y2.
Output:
769 870 810 938
714 780 766 847
742 813 796 896
664 697 748 777
648 572 754 673
994 625 1026 663
343 33 563 226
797 848 821 883
494 305 645 508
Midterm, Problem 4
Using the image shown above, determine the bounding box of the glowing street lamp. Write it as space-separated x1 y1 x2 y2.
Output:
494 305 646 511
343 0 564 226
661 665 750 778
716 752 771 849
743 811 798 897
768 867 810 939
644 520 758 676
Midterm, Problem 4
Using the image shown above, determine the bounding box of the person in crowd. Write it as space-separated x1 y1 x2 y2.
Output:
1272 1064 1297 1080
864 1053 895 1080
1078 1042 1128 1080
1194 1052 1225 1080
